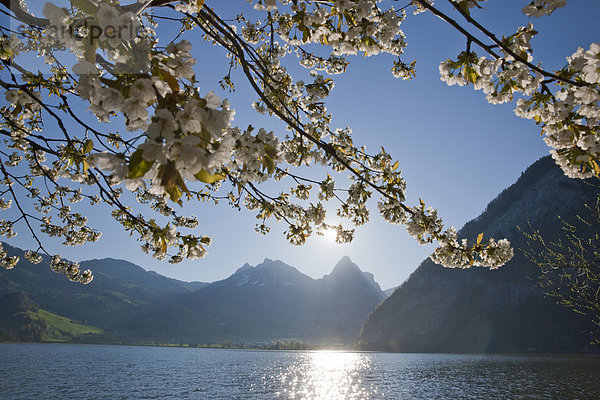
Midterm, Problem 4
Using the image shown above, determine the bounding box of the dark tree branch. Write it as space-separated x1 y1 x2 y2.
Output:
197 7 414 215
445 0 584 87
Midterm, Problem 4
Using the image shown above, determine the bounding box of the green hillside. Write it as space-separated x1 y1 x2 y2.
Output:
23 308 102 342
0 292 102 342
0 249 208 332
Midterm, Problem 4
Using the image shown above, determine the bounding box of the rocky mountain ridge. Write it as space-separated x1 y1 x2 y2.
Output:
0 246 385 345
122 256 385 344
358 156 599 353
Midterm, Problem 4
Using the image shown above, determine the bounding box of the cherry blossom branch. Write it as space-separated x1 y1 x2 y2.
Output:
411 0 499 57
0 162 49 256
445 0 584 87
199 7 414 215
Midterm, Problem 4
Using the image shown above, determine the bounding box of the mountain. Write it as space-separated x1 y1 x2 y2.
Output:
0 291 101 342
0 245 208 330
122 257 385 345
358 156 599 353
312 256 385 342
1 245 384 345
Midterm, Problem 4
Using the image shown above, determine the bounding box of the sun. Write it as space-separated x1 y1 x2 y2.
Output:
320 227 338 243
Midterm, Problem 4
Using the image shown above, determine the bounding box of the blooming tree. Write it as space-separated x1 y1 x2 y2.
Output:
0 0 597 283
523 193 600 343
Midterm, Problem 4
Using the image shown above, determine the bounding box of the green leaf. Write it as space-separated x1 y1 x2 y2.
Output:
160 69 180 93
175 173 190 196
263 155 275 175
165 184 183 204
463 66 477 85
458 0 471 15
302 27 311 43
468 70 477 84
83 139 93 154
520 50 528 61
264 145 278 159
70 0 98 15
83 39 98 64
159 162 177 188
591 160 600 177
128 149 154 179
194 169 225 184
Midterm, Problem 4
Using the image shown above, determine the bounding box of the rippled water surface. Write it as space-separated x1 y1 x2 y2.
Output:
1 344 600 399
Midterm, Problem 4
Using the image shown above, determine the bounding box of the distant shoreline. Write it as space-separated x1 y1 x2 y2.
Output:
3 340 600 357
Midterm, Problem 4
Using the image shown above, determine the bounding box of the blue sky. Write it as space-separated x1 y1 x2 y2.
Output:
5 0 600 289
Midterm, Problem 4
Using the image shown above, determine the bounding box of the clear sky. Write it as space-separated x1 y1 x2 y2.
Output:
5 0 600 290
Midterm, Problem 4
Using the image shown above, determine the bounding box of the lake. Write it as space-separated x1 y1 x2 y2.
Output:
1 344 600 399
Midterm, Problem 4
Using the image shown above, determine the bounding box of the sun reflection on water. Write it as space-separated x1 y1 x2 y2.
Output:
279 351 376 399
